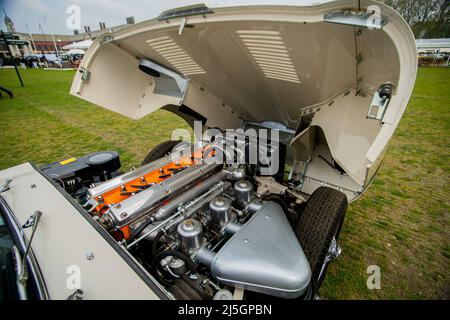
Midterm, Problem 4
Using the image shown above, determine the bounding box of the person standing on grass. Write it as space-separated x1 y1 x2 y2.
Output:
41 52 48 68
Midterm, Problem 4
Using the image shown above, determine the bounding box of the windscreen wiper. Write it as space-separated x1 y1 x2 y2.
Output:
17 210 43 298
0 179 12 193
10 245 27 299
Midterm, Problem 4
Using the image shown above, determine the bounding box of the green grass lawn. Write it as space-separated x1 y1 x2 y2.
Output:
0 68 449 299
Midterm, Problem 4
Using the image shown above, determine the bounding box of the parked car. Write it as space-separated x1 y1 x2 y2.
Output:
0 0 417 300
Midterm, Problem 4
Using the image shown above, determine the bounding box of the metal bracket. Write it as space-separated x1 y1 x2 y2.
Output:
79 67 90 82
178 18 194 35
367 83 394 121
99 34 114 45
82 198 100 213
300 175 361 195
324 10 387 30
255 176 287 197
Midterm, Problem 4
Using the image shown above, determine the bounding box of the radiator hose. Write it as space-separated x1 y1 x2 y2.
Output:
152 249 209 299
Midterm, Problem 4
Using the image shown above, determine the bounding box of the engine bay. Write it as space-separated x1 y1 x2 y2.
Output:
42 137 314 300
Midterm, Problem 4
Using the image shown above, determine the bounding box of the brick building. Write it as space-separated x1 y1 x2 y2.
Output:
1 15 131 58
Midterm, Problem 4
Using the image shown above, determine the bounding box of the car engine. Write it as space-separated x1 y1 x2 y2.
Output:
43 139 313 300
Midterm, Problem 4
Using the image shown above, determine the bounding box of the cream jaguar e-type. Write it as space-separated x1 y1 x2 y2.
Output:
0 0 416 300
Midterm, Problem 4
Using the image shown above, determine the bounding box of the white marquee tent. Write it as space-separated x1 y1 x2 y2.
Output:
64 48 86 55
62 39 93 50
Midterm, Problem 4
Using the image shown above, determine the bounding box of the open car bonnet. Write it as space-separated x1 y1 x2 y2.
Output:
70 0 417 201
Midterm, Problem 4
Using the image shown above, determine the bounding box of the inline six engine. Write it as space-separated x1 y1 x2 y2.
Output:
47 141 312 300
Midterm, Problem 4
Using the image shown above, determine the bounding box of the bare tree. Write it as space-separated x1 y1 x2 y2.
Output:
381 0 449 38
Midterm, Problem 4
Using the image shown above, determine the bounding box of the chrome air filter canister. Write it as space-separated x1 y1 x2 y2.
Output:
177 219 203 252
210 197 232 226
234 180 253 206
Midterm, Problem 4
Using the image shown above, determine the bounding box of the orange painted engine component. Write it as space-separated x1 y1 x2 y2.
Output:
90 146 214 240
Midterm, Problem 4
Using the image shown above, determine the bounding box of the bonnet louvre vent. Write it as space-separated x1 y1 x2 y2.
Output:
146 36 206 75
237 30 300 84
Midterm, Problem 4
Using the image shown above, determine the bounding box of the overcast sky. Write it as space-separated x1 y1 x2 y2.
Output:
0 0 329 35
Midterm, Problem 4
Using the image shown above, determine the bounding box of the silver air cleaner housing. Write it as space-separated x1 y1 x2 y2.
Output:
177 219 203 253
234 180 253 206
210 196 232 226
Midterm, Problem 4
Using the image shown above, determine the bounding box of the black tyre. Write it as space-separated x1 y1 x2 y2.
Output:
294 186 347 288
141 140 185 165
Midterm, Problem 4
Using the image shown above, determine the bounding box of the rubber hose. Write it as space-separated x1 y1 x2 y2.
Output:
151 231 164 259
126 217 152 243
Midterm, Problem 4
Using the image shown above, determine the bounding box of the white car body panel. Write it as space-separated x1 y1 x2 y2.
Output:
70 0 416 200
0 163 161 299
0 1 417 299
